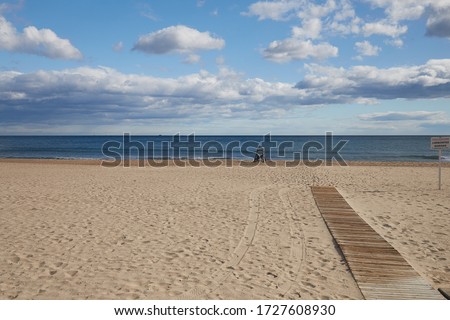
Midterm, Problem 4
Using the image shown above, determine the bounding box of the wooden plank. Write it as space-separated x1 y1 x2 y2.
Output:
311 186 444 300
438 288 450 299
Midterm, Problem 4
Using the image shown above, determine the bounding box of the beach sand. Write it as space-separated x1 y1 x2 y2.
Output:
0 160 449 300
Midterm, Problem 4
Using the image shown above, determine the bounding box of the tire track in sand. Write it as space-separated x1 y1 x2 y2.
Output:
276 186 307 297
179 184 307 299
178 184 269 298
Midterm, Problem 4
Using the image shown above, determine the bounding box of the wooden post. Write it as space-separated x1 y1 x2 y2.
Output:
431 137 448 190
439 149 442 190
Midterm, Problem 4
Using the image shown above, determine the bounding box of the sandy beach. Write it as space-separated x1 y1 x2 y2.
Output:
0 160 449 300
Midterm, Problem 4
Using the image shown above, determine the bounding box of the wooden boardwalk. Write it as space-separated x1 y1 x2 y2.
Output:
311 186 445 300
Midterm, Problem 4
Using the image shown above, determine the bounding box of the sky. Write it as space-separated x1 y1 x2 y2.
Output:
0 0 450 135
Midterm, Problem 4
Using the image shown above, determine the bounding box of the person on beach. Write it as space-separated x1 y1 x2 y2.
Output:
254 144 265 162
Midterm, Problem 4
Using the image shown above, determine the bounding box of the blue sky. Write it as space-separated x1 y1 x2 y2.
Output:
0 0 450 135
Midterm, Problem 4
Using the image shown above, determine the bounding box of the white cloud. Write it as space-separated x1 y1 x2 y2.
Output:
355 40 381 58
365 0 426 22
246 0 450 60
311 0 362 37
245 0 450 63
362 21 407 37
0 16 82 60
0 66 303 126
256 1 342 62
245 0 414 62
133 25 225 55
244 0 410 40
385 38 403 48
364 1 450 23
263 39 338 62
243 0 301 21
298 0 337 20
365 0 450 38
292 18 322 39
295 59 450 102
2 59 450 129
331 2 360 33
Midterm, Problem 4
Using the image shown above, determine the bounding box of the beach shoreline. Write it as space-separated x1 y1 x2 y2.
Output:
0 160 448 299
1 158 450 167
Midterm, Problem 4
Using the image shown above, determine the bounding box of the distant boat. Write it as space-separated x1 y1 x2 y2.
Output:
441 156 450 162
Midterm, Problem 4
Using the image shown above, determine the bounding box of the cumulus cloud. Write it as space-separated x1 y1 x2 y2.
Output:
0 16 82 60
365 0 427 22
246 0 450 42
263 39 338 62
246 0 450 60
0 66 303 126
362 21 407 37
243 0 301 21
365 0 450 38
359 111 445 121
256 1 341 62
245 0 409 61
292 18 322 40
295 59 450 101
133 25 225 55
245 0 355 34
244 0 407 40
2 59 450 128
355 40 381 58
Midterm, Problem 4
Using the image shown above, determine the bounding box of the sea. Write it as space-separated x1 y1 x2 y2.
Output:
0 135 448 163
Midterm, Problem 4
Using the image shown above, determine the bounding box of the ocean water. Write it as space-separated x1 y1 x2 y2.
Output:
0 135 448 162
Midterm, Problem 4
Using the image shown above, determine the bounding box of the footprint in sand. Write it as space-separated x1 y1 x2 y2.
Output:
7 255 20 264
65 271 78 277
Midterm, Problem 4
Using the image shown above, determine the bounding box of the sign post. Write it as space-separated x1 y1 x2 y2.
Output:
431 137 450 190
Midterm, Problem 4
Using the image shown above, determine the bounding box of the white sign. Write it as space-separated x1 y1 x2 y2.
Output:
431 137 450 150
431 137 449 190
